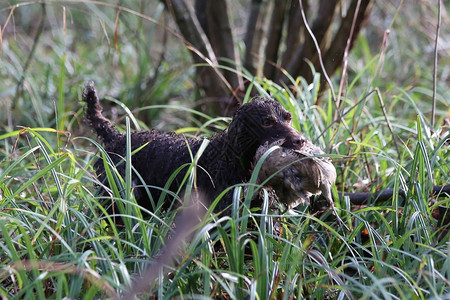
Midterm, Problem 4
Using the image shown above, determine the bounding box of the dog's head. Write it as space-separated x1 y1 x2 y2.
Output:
227 97 306 154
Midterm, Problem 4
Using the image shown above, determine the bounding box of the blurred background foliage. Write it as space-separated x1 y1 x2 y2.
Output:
1 0 448 131
0 1 449 298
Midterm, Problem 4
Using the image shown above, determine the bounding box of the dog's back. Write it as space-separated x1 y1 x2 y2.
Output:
83 82 306 213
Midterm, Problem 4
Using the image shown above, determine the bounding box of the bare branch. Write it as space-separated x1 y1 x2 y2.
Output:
339 184 450 205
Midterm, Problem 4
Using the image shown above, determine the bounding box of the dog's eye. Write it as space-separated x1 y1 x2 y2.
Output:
285 112 292 122
263 117 276 127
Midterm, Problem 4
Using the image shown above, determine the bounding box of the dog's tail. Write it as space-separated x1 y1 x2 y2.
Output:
83 81 122 145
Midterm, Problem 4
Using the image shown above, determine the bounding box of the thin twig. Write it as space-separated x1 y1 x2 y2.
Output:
431 0 441 128
145 14 168 91
299 0 358 146
313 89 377 144
376 30 390 81
374 88 401 157
335 0 361 116
298 0 336 103
10 3 46 128
284 1 339 82
0 3 17 46
114 7 120 52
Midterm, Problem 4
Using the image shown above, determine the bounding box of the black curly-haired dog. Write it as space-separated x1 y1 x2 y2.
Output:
83 81 306 213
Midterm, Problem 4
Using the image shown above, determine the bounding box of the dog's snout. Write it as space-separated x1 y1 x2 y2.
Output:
291 135 306 148
282 134 306 149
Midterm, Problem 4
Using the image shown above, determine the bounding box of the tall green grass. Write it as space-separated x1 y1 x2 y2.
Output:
1 79 448 298
1 1 449 299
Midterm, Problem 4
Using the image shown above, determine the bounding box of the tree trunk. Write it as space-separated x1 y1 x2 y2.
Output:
243 0 271 77
163 0 374 113
263 0 288 79
164 0 229 101
285 0 340 83
323 0 374 78
195 0 243 91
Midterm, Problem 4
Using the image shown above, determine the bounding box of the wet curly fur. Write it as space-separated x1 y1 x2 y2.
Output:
83 81 306 213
